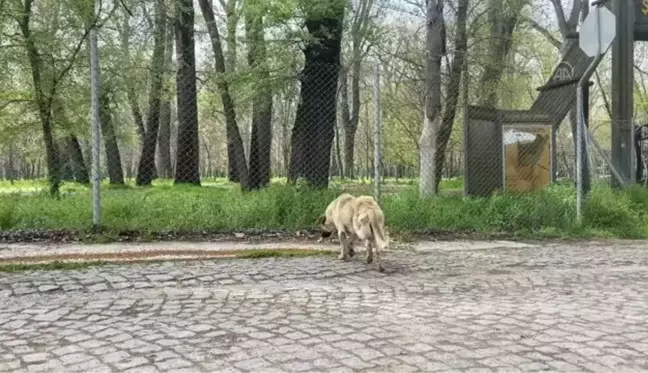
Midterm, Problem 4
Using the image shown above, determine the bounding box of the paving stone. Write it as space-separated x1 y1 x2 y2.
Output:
37 285 60 293
23 352 50 364
0 242 648 372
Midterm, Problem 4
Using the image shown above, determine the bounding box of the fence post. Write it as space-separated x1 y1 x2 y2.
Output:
374 64 382 204
462 51 469 196
90 1 102 230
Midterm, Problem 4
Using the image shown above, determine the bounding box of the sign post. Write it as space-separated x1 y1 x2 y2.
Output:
611 0 635 188
577 3 616 222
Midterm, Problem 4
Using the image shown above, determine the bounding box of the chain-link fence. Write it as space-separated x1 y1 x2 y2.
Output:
0 0 644 233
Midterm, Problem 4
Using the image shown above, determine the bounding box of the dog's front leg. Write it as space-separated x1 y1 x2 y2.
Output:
365 239 373 264
348 236 355 258
338 231 350 260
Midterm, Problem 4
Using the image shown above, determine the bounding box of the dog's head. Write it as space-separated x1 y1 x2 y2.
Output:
315 214 334 238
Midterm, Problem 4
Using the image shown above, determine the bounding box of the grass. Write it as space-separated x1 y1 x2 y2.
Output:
235 248 336 259
0 249 337 272
1 177 648 239
0 260 110 273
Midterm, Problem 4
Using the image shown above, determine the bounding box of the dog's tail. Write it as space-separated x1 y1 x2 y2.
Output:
362 211 388 251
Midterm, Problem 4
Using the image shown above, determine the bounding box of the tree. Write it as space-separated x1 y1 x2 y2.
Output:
246 0 273 189
434 0 468 192
99 80 125 185
136 0 167 186
288 0 345 188
198 0 248 187
340 0 375 179
121 7 146 145
52 96 90 184
60 135 90 183
175 0 201 184
157 4 175 179
225 0 238 73
225 0 241 181
12 0 92 196
478 0 527 107
419 0 444 197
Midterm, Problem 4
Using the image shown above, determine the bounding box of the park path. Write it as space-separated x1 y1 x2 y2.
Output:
1 239 648 372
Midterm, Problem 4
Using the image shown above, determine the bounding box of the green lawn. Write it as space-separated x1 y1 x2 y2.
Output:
1 177 648 239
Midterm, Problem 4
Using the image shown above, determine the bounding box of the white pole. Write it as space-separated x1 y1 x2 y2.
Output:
576 3 603 223
90 2 102 229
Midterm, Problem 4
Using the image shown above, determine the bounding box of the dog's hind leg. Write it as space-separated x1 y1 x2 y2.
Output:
365 239 373 264
338 231 350 260
374 239 384 272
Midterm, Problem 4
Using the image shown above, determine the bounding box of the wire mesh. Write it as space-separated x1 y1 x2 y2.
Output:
0 0 644 232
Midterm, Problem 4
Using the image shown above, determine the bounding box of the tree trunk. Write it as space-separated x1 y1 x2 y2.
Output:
339 71 350 178
121 10 146 145
434 0 468 192
65 135 90 184
225 0 238 73
198 0 248 187
7 143 15 184
344 56 361 182
288 13 344 188
342 0 374 179
174 0 201 184
478 0 523 107
17 1 61 196
419 0 444 197
59 139 74 181
158 8 175 179
246 1 273 189
51 96 90 185
99 83 125 185
225 0 239 181
334 112 344 179
136 0 167 186
281 92 292 176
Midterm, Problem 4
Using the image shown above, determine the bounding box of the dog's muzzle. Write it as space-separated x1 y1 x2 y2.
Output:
321 230 332 238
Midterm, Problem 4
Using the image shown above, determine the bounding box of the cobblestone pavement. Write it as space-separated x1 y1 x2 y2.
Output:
1 240 648 372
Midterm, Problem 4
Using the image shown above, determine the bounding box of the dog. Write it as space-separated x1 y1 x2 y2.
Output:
316 193 389 272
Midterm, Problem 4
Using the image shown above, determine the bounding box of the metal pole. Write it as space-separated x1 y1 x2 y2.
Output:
576 3 604 223
462 51 469 196
90 2 102 229
582 81 591 194
611 0 634 189
374 64 382 204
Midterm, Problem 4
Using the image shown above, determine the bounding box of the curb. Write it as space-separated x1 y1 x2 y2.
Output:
0 241 341 265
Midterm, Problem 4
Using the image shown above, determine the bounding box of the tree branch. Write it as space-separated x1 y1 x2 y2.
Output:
53 0 103 88
549 0 569 37
523 16 561 49
595 70 612 120
566 0 581 29
0 99 32 111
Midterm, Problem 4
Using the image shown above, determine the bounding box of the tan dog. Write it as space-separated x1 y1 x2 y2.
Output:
316 193 389 272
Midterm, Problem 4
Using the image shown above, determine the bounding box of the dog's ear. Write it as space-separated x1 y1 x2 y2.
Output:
314 214 326 226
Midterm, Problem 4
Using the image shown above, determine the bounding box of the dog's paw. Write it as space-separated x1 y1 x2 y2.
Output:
338 254 347 261
366 256 373 264
349 248 355 257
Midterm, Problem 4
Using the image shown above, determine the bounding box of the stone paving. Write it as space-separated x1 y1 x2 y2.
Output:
1 240 648 372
